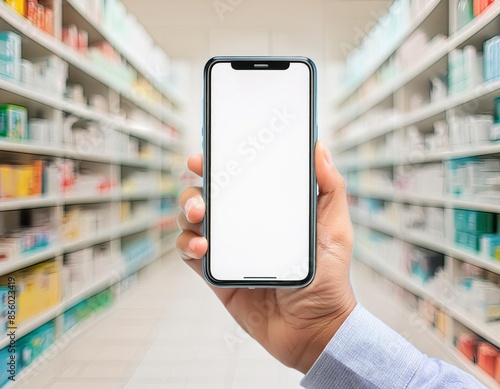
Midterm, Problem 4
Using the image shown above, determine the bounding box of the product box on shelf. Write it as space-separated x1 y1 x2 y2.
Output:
407 247 445 283
62 25 89 53
0 287 8 336
0 105 28 140
0 160 47 200
454 209 497 253
484 36 500 82
448 158 500 199
32 55 68 96
448 46 483 95
0 31 21 81
17 320 55 370
62 248 94 298
24 0 54 35
480 234 500 260
4 0 25 16
458 277 500 321
474 0 496 16
0 261 61 326
477 341 498 378
0 346 15 387
457 0 475 31
63 288 113 333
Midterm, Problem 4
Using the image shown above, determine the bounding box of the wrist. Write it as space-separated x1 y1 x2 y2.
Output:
294 296 357 374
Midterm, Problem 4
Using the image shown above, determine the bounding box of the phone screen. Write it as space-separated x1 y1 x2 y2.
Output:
205 59 315 285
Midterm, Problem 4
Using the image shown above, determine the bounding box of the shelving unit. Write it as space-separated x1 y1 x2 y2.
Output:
0 0 185 386
353 259 500 389
333 0 500 386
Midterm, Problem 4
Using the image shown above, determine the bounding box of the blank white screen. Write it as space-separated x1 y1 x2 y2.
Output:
209 62 310 281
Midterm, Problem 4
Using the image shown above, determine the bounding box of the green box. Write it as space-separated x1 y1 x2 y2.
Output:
466 211 495 234
495 96 500 123
0 105 27 139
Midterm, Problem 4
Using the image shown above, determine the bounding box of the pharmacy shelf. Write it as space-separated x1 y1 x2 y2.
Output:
0 305 61 351
348 187 500 214
120 158 157 170
338 143 500 171
0 76 184 150
332 0 444 107
0 77 64 112
0 140 64 158
354 259 500 389
0 274 115 351
0 235 177 352
120 218 154 237
0 246 60 276
332 2 500 132
62 228 118 254
334 79 500 153
64 0 184 108
0 2 183 129
121 190 158 201
0 196 59 212
351 212 500 275
62 192 120 205
354 245 500 348
332 41 449 131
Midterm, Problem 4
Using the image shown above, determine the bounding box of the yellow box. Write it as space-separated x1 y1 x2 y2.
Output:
0 165 13 199
35 261 61 311
15 165 33 198
5 0 25 16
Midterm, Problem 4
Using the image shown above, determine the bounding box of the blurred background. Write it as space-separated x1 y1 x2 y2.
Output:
0 0 499 388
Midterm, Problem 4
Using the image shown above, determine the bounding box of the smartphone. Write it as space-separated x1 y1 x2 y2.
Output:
203 56 317 288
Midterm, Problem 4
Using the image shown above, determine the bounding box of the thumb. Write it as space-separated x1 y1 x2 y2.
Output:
315 141 352 236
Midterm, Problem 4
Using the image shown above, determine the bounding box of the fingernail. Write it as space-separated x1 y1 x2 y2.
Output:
185 197 202 220
324 145 333 167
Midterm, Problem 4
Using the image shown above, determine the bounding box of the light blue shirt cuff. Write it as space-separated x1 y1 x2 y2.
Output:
300 304 485 389
300 304 424 389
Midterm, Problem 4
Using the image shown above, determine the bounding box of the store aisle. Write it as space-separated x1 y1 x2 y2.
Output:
37 251 303 389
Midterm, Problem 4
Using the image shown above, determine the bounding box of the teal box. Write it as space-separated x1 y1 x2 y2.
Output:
0 32 21 61
455 230 468 246
466 211 495 233
454 209 468 232
466 233 481 251
456 231 481 251
0 347 15 387
0 32 20 81
0 58 19 81
17 321 54 370
495 97 500 124
0 287 9 336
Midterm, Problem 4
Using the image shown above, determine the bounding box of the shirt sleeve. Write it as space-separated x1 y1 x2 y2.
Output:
300 304 486 389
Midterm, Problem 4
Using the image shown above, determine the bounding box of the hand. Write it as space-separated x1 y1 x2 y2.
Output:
176 140 357 374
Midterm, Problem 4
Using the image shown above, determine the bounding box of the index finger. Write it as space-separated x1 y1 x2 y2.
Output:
188 154 203 177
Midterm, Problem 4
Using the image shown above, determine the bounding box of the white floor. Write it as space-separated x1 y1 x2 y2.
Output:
27 251 304 389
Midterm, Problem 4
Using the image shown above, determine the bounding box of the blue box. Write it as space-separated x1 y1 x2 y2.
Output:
484 36 500 82
0 32 21 81
0 32 21 61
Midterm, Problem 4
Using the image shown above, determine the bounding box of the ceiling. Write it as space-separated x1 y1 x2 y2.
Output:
121 0 392 61
119 0 392 151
